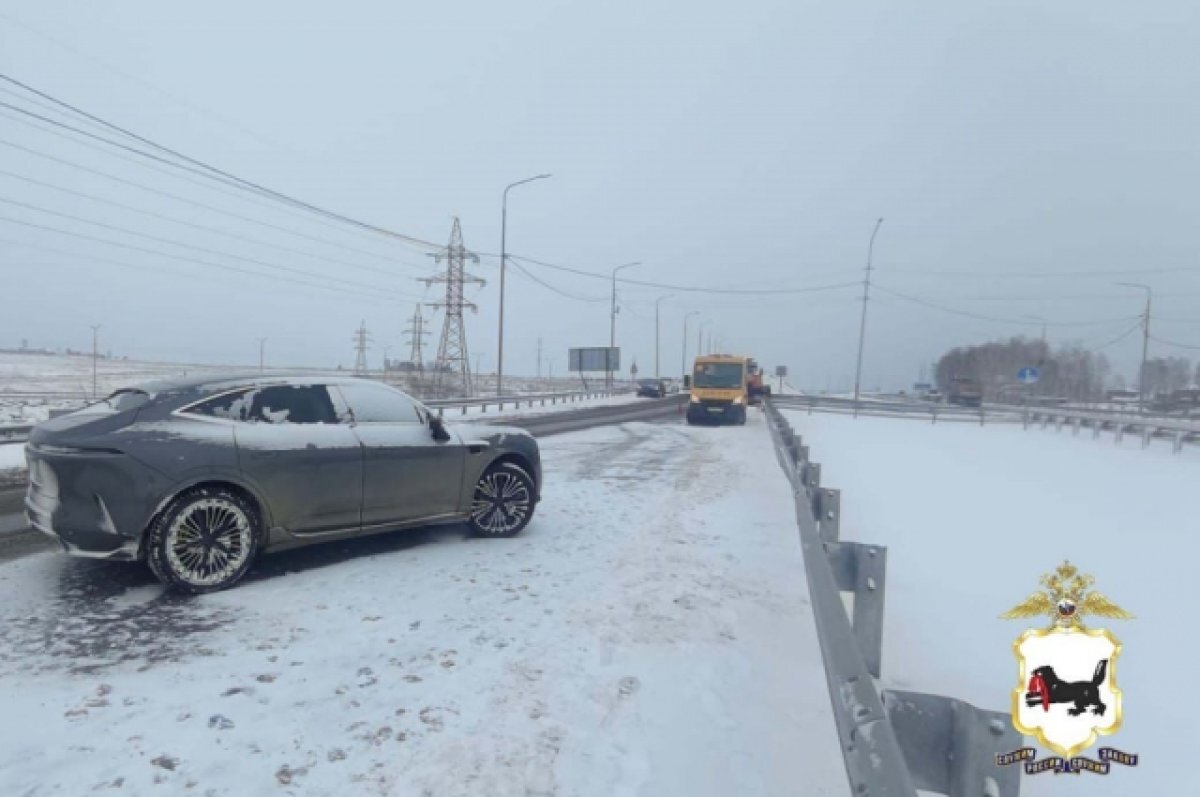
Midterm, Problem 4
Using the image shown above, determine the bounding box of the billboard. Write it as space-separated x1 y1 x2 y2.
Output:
569 347 619 372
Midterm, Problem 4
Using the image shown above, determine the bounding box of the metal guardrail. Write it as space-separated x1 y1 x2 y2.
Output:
427 388 630 416
1022 405 1200 453
771 394 1022 425
764 398 1021 797
0 390 637 446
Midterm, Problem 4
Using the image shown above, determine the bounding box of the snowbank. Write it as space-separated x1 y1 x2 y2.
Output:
783 410 1197 796
0 414 843 795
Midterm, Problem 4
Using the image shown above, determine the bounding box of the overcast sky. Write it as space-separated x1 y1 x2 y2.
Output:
2 0 1198 390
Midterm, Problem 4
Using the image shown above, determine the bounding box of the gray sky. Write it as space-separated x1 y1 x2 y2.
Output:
2 0 1198 389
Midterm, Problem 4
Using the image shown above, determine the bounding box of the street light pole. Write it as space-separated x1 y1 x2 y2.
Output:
90 324 101 398
852 217 885 410
498 173 552 397
257 337 267 373
697 321 709 357
609 261 642 388
683 311 699 379
654 295 673 379
1117 282 1153 415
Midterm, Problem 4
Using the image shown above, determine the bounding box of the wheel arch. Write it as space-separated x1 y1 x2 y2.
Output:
140 477 271 558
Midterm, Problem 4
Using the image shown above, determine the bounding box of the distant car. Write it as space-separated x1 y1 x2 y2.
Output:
25 375 542 593
636 378 667 398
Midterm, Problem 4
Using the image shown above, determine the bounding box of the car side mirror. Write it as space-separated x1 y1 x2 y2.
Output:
682 375 691 389
429 414 451 442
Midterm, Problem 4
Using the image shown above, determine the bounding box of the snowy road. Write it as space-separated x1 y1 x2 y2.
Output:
0 413 844 796
784 411 1198 797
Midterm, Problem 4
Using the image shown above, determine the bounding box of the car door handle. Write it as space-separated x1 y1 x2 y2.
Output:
465 440 490 454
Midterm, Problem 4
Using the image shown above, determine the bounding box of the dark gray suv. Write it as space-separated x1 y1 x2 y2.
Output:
24 375 542 592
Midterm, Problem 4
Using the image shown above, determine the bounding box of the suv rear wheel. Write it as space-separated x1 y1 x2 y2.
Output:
146 486 262 593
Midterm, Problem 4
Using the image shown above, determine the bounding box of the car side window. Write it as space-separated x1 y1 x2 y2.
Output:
333 381 423 423
246 386 338 424
183 389 255 421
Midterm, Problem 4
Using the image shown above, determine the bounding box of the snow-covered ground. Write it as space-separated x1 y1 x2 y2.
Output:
782 410 1197 796
0 414 844 796
0 444 23 472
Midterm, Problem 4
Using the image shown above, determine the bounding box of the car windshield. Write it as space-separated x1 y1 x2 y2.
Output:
637 379 659 387
693 363 744 388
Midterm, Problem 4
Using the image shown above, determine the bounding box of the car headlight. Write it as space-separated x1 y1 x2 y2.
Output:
732 396 744 405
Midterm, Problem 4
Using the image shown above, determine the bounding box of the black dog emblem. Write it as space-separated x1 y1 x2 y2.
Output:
1025 659 1108 716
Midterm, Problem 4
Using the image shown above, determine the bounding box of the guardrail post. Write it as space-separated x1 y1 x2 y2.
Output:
461 406 467 415
1072 417 1081 436
817 488 841 542
1142 426 1152 448
1115 423 1124 443
825 542 886 678
1175 431 1186 454
1040 414 1049 430
1093 422 1102 440
882 690 1022 797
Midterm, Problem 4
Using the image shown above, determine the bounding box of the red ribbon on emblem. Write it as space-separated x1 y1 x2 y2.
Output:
1028 672 1049 711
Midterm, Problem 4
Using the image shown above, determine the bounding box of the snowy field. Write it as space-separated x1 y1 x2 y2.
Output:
783 410 1197 796
0 414 845 796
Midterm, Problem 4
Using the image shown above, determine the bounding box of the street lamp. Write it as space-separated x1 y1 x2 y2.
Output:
497 173 552 397
654 294 673 379
852 217 885 410
697 321 710 356
682 311 699 380
609 261 642 388
1116 282 1152 415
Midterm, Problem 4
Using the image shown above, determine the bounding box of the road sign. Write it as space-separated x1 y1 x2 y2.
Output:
775 365 788 377
569 347 619 372
1017 367 1040 384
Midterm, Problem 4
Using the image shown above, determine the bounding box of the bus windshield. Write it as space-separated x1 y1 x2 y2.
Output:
693 363 745 389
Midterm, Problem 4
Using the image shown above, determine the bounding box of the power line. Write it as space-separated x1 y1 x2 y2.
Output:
0 74 443 249
0 216 421 302
885 265 1200 278
509 260 608 302
0 137 433 271
0 10 286 148
0 195 424 297
1090 322 1144 351
501 253 861 295
0 168 422 280
873 284 1141 328
1148 333 1200 352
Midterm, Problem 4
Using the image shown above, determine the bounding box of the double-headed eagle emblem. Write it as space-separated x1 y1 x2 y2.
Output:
1001 561 1133 630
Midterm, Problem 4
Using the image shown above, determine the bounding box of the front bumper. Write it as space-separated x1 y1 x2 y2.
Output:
687 400 741 422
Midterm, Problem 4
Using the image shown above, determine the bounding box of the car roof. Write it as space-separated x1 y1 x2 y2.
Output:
131 372 388 398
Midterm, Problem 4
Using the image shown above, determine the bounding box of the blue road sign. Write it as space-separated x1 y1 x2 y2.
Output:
1017 367 1040 384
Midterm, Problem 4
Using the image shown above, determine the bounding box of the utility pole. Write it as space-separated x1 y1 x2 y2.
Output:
609 261 642 389
256 337 266 373
90 324 101 398
853 217 885 411
683 311 699 380
352 321 371 376
697 321 709 358
498 174 552 398
536 337 543 379
1117 283 1152 414
654 295 672 379
425 218 485 397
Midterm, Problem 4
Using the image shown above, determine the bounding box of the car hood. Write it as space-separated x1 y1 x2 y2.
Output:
458 423 531 444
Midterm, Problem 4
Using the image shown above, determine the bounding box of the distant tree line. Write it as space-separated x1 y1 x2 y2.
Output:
934 337 1198 403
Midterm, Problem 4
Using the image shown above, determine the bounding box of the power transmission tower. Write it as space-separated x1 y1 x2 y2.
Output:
352 320 371 375
404 304 428 373
423 218 485 397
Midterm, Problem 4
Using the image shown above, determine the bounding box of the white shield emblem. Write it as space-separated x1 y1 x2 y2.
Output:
1012 627 1123 758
